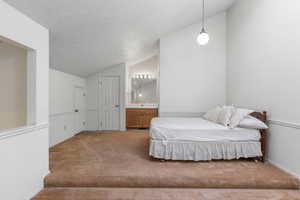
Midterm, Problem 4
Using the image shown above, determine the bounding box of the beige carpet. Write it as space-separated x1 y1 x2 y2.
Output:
44 131 299 189
33 188 300 200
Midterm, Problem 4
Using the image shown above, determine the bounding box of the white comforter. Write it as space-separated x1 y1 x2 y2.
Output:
150 117 261 142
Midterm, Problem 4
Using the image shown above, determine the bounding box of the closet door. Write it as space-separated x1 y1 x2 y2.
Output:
74 87 86 134
100 76 120 130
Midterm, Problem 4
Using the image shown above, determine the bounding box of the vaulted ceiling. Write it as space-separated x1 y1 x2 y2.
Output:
4 0 236 77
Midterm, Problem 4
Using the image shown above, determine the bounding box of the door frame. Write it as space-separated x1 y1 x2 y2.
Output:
98 75 123 131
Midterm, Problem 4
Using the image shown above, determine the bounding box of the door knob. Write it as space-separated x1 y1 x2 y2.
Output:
114 105 120 108
74 109 79 112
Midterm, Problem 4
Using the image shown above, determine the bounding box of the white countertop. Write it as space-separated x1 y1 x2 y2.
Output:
126 104 159 109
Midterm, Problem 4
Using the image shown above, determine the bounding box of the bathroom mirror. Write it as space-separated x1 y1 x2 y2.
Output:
131 78 158 104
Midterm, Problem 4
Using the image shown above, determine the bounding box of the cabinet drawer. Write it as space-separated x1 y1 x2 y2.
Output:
126 108 158 129
126 110 142 128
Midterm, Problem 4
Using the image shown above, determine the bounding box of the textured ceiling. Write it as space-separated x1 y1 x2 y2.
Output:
4 0 236 77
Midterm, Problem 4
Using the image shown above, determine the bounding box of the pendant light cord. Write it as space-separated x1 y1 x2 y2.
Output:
202 0 205 28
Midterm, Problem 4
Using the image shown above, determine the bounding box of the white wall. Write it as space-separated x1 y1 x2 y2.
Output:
0 1 49 199
128 56 159 78
159 12 227 117
0 125 48 200
49 69 86 147
87 63 126 131
0 41 27 130
227 0 300 178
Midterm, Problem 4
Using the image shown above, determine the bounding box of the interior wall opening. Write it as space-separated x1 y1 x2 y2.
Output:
0 36 36 132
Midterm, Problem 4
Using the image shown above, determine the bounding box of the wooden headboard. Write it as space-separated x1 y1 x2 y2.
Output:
250 111 267 162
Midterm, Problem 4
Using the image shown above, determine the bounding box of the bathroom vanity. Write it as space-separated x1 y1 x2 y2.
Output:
126 56 159 129
126 106 158 129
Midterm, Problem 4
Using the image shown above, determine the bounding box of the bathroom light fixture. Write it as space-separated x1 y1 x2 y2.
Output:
197 0 210 45
134 73 153 79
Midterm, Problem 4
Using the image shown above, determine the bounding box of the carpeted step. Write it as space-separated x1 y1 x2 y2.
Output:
32 188 300 200
45 131 300 190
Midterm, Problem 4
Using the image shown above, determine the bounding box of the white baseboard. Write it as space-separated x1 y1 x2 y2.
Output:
268 159 300 181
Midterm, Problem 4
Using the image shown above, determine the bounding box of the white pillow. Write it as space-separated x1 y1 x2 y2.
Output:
203 106 222 123
229 108 254 128
239 116 268 129
217 106 234 127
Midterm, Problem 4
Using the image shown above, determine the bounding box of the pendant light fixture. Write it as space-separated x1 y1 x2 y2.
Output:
197 0 210 45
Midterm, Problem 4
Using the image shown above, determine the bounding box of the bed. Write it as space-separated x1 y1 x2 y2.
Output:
149 112 267 162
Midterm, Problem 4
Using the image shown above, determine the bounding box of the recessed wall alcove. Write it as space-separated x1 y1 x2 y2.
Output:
0 36 37 132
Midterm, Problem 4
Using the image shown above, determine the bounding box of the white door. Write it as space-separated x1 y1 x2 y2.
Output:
74 87 86 133
100 76 120 130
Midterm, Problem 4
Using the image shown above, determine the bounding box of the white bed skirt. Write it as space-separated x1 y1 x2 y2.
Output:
149 139 262 161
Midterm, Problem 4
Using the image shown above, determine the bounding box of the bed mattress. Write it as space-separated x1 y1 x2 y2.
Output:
150 117 261 142
149 117 262 161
